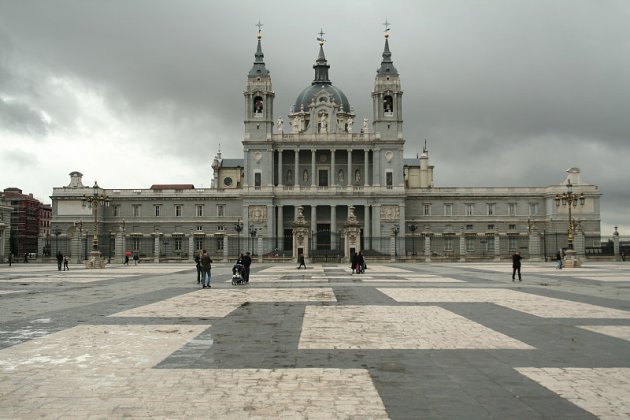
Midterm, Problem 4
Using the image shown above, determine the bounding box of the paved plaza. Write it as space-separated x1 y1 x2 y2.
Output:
1 260 629 419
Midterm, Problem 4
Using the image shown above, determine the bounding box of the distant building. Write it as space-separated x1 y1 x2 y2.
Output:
2 188 44 258
0 194 12 262
50 29 601 262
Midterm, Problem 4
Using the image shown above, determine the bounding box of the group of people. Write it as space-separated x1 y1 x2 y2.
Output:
351 251 366 274
55 251 69 271
194 250 252 288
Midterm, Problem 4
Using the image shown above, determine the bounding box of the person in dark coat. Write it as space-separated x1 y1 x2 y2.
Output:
194 251 201 283
297 253 306 269
512 251 522 282
241 252 252 283
56 251 63 271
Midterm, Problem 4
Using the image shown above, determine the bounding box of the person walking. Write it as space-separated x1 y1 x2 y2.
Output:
241 252 252 283
8 253 12 267
56 251 63 271
556 250 563 269
512 251 522 282
194 251 201 284
133 253 139 265
297 253 306 269
63 255 69 271
199 249 213 288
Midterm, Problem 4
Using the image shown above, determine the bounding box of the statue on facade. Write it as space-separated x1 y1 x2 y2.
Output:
361 117 369 134
277 117 284 133
347 117 353 133
320 113 328 133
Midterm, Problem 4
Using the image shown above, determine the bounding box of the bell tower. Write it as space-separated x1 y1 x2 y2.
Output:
244 23 274 141
372 22 403 140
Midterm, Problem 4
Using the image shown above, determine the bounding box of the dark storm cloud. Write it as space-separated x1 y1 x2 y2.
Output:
0 97 48 135
0 0 628 232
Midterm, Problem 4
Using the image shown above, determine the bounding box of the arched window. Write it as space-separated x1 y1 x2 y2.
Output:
383 95 393 114
253 96 264 114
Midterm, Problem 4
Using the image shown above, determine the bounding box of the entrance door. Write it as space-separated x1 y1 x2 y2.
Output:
316 224 331 250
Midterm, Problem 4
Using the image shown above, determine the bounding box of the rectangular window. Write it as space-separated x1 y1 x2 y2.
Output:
254 172 262 189
466 224 473 230
423 204 431 216
217 205 225 217
444 204 453 217
174 239 182 251
133 238 141 250
487 203 495 216
196 225 203 231
216 237 224 250
217 225 224 231
487 237 495 252
508 203 517 216
509 224 516 230
487 224 495 230
196 205 203 217
155 205 161 217
466 204 474 216
529 203 538 216
175 205 182 217
466 237 475 252
195 238 204 250
133 205 141 217
113 205 120 217
445 237 453 251
385 171 393 189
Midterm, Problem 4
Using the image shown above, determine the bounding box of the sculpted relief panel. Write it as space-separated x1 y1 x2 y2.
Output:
380 205 400 222
248 205 267 223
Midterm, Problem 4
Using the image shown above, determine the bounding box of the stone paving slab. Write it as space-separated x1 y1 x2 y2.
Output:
1 261 630 419
379 288 630 318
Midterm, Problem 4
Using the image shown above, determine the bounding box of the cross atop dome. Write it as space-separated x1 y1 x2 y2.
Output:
317 28 326 46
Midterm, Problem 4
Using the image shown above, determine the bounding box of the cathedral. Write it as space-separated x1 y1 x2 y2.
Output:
49 29 601 263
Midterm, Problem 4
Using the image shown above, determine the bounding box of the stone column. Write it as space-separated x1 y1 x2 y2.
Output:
364 149 369 187
331 149 336 187
330 205 337 250
267 204 274 239
574 230 585 258
311 149 316 188
494 233 501 261
528 231 541 262
153 234 160 263
372 204 381 251
424 235 432 262
277 205 284 251
373 148 381 187
257 235 263 263
277 149 283 187
459 231 466 262
188 233 195 262
311 205 317 249
295 150 299 187
72 234 81 264
347 149 352 189
364 205 370 248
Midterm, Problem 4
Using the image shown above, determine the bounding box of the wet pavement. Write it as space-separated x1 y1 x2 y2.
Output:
1 260 629 419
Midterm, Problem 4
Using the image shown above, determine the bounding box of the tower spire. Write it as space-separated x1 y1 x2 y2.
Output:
249 20 269 77
377 21 398 76
312 28 331 85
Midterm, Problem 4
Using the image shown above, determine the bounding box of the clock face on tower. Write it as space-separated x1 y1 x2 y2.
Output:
223 177 233 187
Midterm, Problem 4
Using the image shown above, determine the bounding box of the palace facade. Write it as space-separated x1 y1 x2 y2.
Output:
49 30 601 263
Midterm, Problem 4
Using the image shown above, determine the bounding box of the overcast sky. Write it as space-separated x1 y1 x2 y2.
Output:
1 0 628 236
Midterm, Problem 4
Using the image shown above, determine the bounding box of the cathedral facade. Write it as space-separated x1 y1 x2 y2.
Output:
49 31 601 263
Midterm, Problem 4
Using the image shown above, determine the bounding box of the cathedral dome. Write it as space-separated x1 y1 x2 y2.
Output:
293 84 351 113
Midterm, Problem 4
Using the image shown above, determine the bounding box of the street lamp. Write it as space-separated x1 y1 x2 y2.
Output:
82 181 110 253
234 220 243 255
249 225 257 255
409 224 417 256
54 227 61 254
555 181 585 250
392 224 400 257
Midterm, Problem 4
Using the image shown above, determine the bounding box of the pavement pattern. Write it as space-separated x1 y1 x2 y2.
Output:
1 260 629 419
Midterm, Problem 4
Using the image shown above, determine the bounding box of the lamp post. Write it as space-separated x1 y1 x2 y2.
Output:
555 181 585 250
54 227 61 255
409 224 417 256
234 221 243 255
81 181 110 267
392 224 399 257
249 225 256 255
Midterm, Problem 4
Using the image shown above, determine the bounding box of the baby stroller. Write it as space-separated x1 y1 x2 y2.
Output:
231 261 245 285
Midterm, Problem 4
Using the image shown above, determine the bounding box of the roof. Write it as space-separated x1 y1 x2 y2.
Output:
150 184 195 190
221 159 244 168
403 158 419 166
